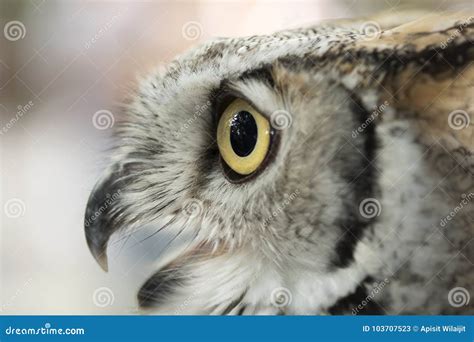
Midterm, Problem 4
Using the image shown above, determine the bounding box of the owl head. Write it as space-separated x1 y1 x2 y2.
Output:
85 12 473 314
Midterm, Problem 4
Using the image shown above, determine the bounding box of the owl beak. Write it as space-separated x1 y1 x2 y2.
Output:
84 189 112 272
85 218 110 272
84 167 124 272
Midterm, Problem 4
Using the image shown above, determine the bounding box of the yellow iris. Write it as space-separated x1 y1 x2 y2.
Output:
217 98 271 175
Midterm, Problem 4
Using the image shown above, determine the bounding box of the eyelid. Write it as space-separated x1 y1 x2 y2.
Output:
212 88 271 124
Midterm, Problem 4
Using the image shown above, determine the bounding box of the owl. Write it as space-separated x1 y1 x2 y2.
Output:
85 11 473 315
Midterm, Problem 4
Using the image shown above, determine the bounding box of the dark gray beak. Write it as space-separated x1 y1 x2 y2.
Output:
84 166 124 271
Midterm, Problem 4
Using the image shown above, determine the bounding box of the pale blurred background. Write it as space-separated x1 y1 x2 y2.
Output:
0 0 471 314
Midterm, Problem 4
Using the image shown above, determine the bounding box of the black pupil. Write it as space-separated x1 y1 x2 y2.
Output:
229 111 258 157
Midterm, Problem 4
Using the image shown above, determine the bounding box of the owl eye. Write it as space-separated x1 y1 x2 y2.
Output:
217 98 272 178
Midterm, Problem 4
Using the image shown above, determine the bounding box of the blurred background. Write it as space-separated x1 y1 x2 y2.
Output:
0 0 471 314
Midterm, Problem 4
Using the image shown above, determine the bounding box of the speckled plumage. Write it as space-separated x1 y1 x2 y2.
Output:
85 11 473 314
